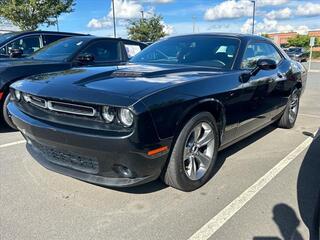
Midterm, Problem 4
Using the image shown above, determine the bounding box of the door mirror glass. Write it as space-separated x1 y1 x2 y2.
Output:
257 58 277 71
77 53 94 63
9 48 23 58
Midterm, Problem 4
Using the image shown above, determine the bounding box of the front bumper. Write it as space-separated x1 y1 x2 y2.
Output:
8 102 171 187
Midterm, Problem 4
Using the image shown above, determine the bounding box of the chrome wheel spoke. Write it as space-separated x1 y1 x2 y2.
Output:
196 152 211 167
193 124 202 142
197 129 214 147
187 157 197 179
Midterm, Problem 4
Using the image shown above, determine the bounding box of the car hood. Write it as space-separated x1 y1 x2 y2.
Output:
13 63 226 107
0 58 63 67
0 59 69 90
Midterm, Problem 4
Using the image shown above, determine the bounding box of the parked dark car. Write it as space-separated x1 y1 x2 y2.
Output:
8 33 307 191
0 31 87 58
285 47 309 62
0 36 146 128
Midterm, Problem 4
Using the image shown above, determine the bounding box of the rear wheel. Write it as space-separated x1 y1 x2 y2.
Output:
163 112 219 191
277 88 300 129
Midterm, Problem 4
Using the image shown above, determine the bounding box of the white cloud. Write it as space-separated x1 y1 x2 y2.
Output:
107 0 143 19
204 0 252 21
257 0 288 7
87 0 156 30
266 7 292 20
139 0 174 3
296 2 320 17
87 18 112 29
204 0 289 21
162 22 174 35
241 17 309 34
240 18 254 33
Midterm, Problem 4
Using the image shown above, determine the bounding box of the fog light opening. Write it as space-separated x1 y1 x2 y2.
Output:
113 165 133 178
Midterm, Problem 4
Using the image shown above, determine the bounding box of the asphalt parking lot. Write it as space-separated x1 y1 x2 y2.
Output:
1 62 319 240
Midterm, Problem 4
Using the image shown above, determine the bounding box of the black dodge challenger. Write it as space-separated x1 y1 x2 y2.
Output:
0 36 146 128
8 34 307 191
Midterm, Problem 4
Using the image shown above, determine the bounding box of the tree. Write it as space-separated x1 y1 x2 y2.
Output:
261 33 271 39
287 35 310 48
0 0 75 31
127 15 167 42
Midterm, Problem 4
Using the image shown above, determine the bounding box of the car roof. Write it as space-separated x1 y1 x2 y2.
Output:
7 30 88 37
62 35 147 45
165 32 270 41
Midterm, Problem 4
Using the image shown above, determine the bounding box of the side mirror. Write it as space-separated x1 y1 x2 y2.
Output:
257 59 277 71
9 48 23 58
240 58 277 83
251 58 277 76
76 54 94 64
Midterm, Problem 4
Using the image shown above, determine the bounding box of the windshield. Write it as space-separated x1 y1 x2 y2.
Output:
0 32 17 45
131 36 240 69
30 37 86 61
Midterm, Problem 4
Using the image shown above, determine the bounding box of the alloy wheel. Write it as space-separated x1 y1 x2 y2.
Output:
183 122 215 181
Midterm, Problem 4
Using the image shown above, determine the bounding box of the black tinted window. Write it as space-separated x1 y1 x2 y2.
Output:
132 36 240 69
241 42 282 69
31 38 86 61
43 35 68 45
7 35 41 55
79 40 121 62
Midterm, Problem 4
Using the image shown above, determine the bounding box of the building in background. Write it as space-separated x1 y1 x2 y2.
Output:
269 30 320 48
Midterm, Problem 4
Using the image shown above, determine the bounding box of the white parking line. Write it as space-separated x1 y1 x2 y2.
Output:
188 129 319 240
0 140 26 148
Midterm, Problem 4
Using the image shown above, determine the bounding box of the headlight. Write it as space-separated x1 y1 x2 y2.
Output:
14 90 21 101
119 108 134 127
22 93 31 102
102 106 115 123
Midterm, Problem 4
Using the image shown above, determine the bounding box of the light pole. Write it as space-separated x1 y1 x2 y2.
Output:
251 0 255 35
56 16 59 32
112 0 116 38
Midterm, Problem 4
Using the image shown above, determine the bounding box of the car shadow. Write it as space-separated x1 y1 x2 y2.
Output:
0 124 17 133
253 129 320 240
111 125 277 194
297 129 320 239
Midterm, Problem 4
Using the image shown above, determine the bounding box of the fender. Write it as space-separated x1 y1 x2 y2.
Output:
175 98 226 146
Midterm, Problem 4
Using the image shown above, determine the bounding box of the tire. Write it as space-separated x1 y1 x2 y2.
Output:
2 93 17 129
162 112 219 191
277 88 300 129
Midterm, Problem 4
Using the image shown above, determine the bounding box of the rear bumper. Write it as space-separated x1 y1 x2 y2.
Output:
8 102 171 187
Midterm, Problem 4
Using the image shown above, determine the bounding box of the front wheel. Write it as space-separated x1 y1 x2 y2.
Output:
2 93 17 129
162 112 219 191
277 88 300 129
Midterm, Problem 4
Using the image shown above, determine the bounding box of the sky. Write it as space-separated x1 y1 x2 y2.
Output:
1 0 320 37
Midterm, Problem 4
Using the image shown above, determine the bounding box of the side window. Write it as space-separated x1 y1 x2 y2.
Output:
43 35 68 45
0 46 6 55
79 40 121 62
7 35 41 55
124 44 142 58
241 42 282 69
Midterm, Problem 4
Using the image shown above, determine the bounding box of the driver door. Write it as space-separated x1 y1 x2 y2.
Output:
237 41 283 137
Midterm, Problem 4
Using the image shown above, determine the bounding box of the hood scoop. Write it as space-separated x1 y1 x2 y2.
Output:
111 71 145 78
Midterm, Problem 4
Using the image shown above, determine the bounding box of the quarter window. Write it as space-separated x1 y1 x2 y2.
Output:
241 42 282 69
124 44 142 58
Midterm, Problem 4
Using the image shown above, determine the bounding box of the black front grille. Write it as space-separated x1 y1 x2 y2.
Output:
33 142 99 174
